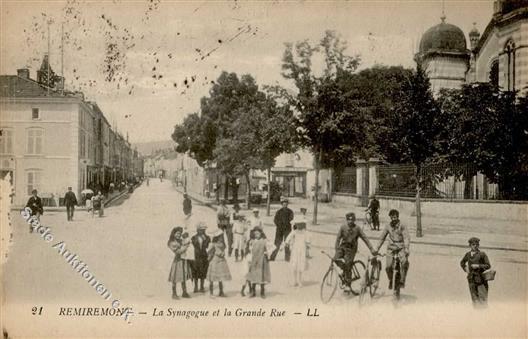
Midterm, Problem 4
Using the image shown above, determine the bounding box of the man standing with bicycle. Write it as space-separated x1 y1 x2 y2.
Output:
334 212 377 289
366 195 380 230
376 209 410 289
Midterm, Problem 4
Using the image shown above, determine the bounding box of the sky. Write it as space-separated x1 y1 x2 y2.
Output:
0 0 495 143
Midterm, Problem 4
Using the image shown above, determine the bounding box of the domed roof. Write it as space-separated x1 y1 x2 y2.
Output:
419 18 467 54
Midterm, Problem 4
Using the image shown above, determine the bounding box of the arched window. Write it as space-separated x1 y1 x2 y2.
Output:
504 40 516 91
489 59 499 87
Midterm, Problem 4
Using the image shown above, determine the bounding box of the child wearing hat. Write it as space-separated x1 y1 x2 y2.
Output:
245 227 271 298
285 220 311 287
460 237 492 307
207 229 232 297
167 226 192 299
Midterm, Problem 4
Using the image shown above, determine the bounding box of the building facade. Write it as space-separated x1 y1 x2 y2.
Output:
416 0 528 95
0 56 142 207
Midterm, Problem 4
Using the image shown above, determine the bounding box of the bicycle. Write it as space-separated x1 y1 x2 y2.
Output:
358 254 384 305
391 250 403 301
320 250 366 304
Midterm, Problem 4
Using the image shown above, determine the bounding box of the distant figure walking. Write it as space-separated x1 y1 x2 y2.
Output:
460 237 492 308
91 191 104 217
183 193 192 217
64 187 78 221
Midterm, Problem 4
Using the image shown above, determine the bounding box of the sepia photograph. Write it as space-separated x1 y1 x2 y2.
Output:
0 0 527 337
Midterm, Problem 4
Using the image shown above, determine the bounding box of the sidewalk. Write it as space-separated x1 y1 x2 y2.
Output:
178 186 528 252
11 185 135 212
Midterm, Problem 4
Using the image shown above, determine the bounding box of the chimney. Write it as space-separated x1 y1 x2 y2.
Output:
17 69 30 79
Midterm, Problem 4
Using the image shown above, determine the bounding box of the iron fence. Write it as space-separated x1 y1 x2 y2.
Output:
333 167 357 194
377 163 500 200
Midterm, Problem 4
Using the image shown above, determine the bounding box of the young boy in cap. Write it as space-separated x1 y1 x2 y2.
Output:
460 237 491 307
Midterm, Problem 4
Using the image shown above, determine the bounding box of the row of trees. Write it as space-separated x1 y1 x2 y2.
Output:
172 30 528 231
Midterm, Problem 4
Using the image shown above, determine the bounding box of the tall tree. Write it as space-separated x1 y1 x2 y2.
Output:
173 72 263 202
391 65 442 237
281 30 360 225
438 84 528 200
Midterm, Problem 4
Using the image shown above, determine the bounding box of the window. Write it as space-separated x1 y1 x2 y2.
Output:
0 129 13 154
80 130 86 157
504 40 516 91
27 170 42 195
32 108 40 120
27 128 43 155
489 60 499 87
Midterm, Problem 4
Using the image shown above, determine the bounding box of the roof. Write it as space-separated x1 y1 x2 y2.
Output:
473 3 528 55
419 20 467 54
0 75 62 98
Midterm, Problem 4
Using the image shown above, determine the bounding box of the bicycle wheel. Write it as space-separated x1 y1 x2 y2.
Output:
358 270 370 305
349 260 366 295
369 261 381 297
320 267 339 304
393 263 401 300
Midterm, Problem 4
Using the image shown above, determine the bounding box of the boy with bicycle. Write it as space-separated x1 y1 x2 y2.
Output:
376 209 410 289
334 212 378 289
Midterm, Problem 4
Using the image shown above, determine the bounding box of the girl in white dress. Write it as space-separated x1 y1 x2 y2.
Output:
285 220 311 287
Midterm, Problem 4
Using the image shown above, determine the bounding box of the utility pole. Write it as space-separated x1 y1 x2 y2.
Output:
61 22 64 95
47 20 51 96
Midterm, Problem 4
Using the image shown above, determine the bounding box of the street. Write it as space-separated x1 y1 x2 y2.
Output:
3 180 527 337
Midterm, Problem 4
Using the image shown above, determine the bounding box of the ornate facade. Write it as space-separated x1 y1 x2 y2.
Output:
416 0 528 95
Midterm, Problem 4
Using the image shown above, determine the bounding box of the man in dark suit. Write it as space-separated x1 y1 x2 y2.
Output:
270 198 294 262
26 189 43 233
64 187 78 221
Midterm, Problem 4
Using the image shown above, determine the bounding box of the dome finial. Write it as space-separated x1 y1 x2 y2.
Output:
441 0 446 23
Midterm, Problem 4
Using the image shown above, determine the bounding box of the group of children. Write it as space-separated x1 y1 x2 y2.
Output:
167 207 312 299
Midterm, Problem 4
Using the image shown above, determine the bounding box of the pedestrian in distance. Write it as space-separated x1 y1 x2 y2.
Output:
269 198 294 262
246 227 271 298
167 226 192 299
207 229 232 297
64 187 78 221
183 193 192 217
190 222 210 293
91 191 104 217
375 209 410 289
26 189 43 233
285 220 311 287
460 237 492 308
